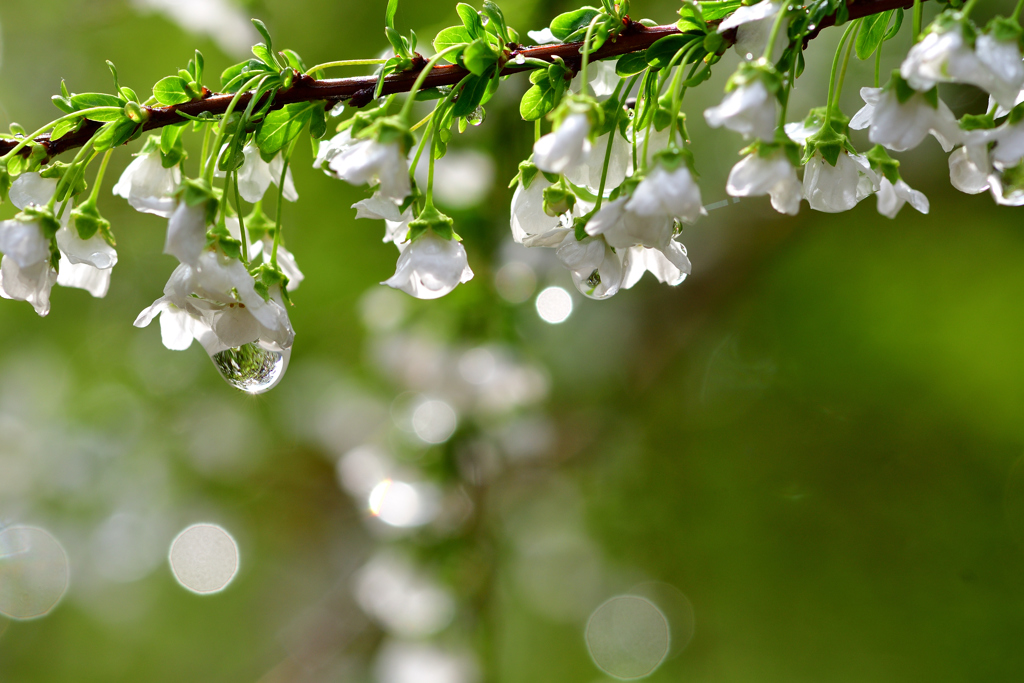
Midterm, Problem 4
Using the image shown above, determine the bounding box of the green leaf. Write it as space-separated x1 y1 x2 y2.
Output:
433 26 473 59
194 50 205 83
615 53 648 76
451 75 490 118
482 1 508 40
550 7 600 41
50 118 82 142
645 33 701 69
457 3 485 38
51 96 75 114
252 19 274 53
221 61 249 90
256 102 317 156
520 84 553 120
281 49 307 72
70 93 122 109
855 11 890 60
463 39 498 76
309 103 327 139
160 124 186 167
252 43 276 69
106 61 121 93
120 86 139 103
884 8 904 40
386 0 399 29
92 118 138 151
152 76 193 106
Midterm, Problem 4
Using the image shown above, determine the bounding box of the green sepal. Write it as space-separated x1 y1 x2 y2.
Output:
652 146 696 175
19 204 62 240
39 161 88 202
866 144 900 184
959 112 996 131
510 159 540 189
542 183 576 216
803 114 852 166
182 177 219 223
1009 102 1024 126
251 263 290 304
362 115 415 152
407 204 457 241
986 16 1022 44
70 199 112 242
726 59 782 95
244 201 277 241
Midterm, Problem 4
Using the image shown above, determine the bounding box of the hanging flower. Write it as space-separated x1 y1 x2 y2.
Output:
586 196 676 250
974 29 1024 110
718 1 786 61
383 206 473 299
948 143 992 194
112 141 181 217
987 161 1024 205
509 165 562 244
704 64 779 141
0 208 57 316
353 192 414 247
725 144 803 215
564 128 632 192
217 143 298 204
164 201 209 266
524 227 625 300
327 119 413 201
803 152 878 213
622 241 692 289
849 81 961 152
570 60 619 99
876 177 930 218
624 161 705 226
314 128 355 170
533 112 592 175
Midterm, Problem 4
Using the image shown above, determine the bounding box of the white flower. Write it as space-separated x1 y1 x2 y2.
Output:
625 164 705 224
726 149 802 215
900 26 981 91
849 86 960 152
329 137 411 201
975 32 1024 111
0 216 55 316
56 226 117 297
164 201 208 266
353 192 413 246
802 152 879 213
719 1 786 61
524 227 625 300
988 120 1024 168
217 144 298 203
563 130 632 192
533 113 591 175
622 241 691 289
784 119 821 145
587 196 675 250
704 80 777 141
314 128 355 170
383 233 474 299
570 60 619 99
527 28 558 45
876 177 929 218
987 167 1024 206
112 147 181 217
948 144 991 194
134 251 294 354
510 175 560 244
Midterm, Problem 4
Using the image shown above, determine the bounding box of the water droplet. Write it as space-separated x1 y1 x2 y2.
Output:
330 101 346 117
210 342 290 394
467 106 485 126
514 54 526 65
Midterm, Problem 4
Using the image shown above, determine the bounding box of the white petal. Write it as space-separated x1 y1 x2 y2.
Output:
164 202 208 265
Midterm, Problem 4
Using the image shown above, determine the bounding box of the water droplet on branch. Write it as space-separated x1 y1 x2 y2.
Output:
209 342 290 394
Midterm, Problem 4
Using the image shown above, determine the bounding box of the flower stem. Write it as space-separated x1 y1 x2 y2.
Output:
579 13 605 96
762 4 789 61
204 74 265 182
408 74 470 178
304 58 387 75
1016 0 1024 20
833 20 860 107
912 0 923 43
86 149 113 204
271 137 298 267
233 171 249 264
961 0 981 18
49 139 95 213
823 21 859 130
592 81 626 213
398 46 464 123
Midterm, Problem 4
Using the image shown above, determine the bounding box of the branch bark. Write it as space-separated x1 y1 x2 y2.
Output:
0 0 916 160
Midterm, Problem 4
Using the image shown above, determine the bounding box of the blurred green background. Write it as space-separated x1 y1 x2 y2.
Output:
2 0 1024 681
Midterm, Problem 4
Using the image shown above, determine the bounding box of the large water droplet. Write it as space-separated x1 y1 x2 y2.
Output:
467 106 485 126
210 342 290 394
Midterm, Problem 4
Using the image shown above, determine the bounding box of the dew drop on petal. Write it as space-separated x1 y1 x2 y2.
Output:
585 596 670 679
210 343 290 394
0 526 69 620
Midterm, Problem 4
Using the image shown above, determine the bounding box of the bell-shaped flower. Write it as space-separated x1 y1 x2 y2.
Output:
135 249 294 354
55 225 117 298
587 196 675 251
164 200 209 266
849 82 961 152
987 161 1024 206
986 118 1024 168
509 167 561 244
803 151 878 213
705 67 778 141
622 241 691 289
112 143 181 217
383 207 473 299
227 209 305 294
525 227 626 300
719 1 786 61
625 161 705 225
726 144 802 215
564 128 632 192
0 209 57 316
327 120 412 201
216 144 298 204
570 61 619 99
314 128 355 170
900 23 982 91
974 30 1024 110
876 177 929 218
533 112 592 175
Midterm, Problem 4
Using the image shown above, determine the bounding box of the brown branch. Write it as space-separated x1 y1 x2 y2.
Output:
0 0 918 161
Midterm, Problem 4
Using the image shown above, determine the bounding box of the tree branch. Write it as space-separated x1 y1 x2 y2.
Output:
0 0 917 161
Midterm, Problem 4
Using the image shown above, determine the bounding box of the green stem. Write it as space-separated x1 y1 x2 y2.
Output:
49 140 95 213
778 58 798 129
203 74 265 182
912 0 923 43
271 137 298 267
762 3 789 61
233 171 249 264
874 40 883 88
398 45 464 122
822 21 858 130
1015 0 1024 20
86 149 113 204
0 108 120 162
834 21 859 108
305 58 387 75
592 81 626 212
961 0 981 18
579 14 604 96
408 74 469 178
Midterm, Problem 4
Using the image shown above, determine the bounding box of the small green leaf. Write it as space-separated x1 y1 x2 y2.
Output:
482 1 508 40
160 124 186 167
520 84 552 120
457 3 485 38
281 49 307 72
92 118 138 151
252 19 274 53
252 43 276 69
433 26 473 59
152 76 193 106
106 61 121 93
386 0 399 29
120 86 139 103
645 33 701 69
50 118 82 141
309 102 327 139
615 53 648 76
451 75 490 118
52 96 75 115
221 61 249 90
70 93 122 109
194 50 205 83
463 39 498 76
550 7 600 41
256 102 317 155
855 11 891 60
